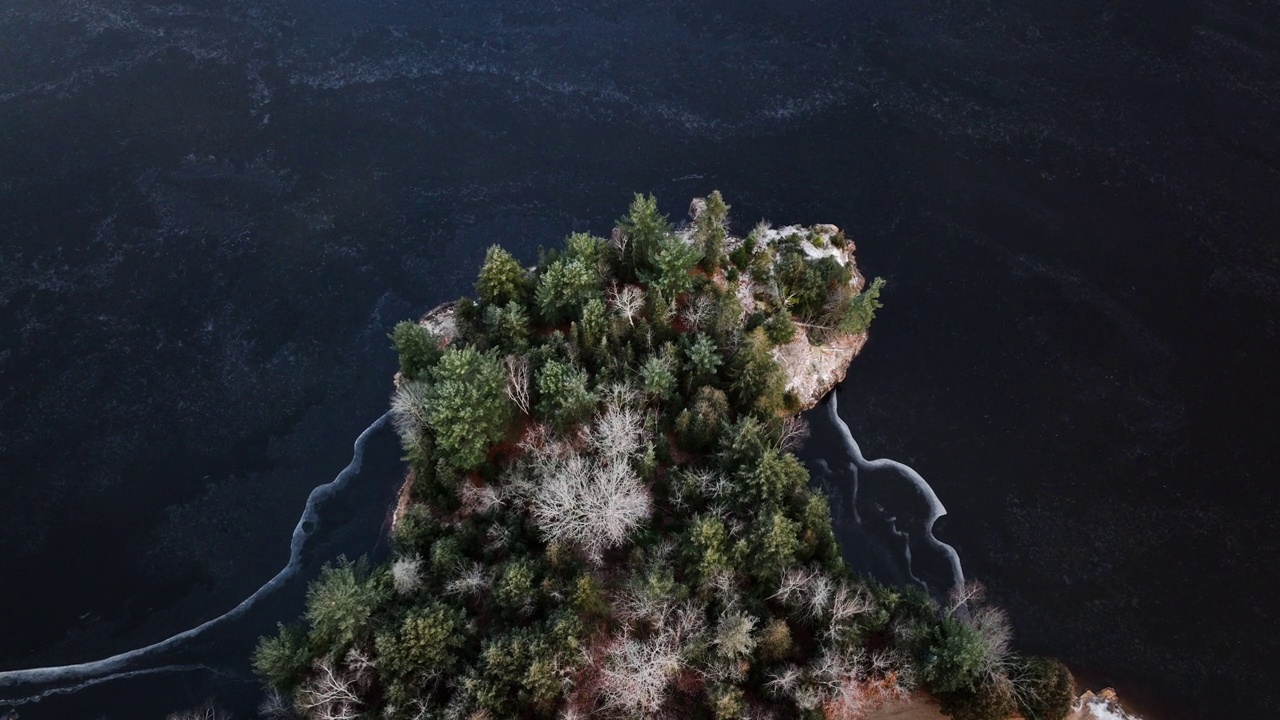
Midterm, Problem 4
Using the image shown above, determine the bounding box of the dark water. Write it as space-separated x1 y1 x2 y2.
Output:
2 0 1277 717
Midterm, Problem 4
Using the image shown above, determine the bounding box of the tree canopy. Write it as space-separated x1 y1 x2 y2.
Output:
255 194 1056 720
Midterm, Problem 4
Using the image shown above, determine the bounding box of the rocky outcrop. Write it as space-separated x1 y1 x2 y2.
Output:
864 688 1145 720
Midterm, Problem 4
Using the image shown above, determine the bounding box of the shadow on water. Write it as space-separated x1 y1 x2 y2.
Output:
0 414 403 719
801 391 965 603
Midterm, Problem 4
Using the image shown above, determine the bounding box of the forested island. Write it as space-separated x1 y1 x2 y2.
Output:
250 194 1074 720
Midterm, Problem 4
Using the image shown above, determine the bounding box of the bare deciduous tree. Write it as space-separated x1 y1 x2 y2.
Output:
344 647 378 692
609 227 629 262
769 567 819 607
679 294 714 331
589 403 647 461
459 481 503 517
389 380 431 443
597 633 682 715
827 584 876 640
765 664 802 699
595 601 705 716
530 454 651 561
969 604 1014 682
778 416 811 453
608 284 645 326
946 579 987 614
258 689 292 719
805 574 834 620
504 354 531 415
391 554 423 596
445 561 490 598
297 659 363 720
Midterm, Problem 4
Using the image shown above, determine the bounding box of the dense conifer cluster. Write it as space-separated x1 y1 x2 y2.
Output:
254 194 1071 720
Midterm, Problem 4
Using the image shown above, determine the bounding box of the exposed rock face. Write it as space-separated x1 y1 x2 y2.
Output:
773 327 867 409
741 222 866 410
865 688 1144 720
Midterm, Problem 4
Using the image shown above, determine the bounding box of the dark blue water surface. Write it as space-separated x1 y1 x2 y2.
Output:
2 1 1278 718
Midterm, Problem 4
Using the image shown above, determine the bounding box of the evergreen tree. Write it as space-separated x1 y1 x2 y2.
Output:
390 321 442 380
477 245 531 307
642 234 702 298
426 346 513 471
696 190 729 273
730 327 787 418
744 510 799 579
762 310 797 345
675 385 729 452
484 300 532 354
616 193 671 277
376 601 468 704
536 258 603 324
834 276 886 335
683 333 722 389
920 614 987 694
304 557 388 657
252 623 311 691
536 359 597 429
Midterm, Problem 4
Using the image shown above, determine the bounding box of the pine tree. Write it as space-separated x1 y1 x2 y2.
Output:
477 245 531 307
390 321 442 380
425 346 513 471
616 193 671 277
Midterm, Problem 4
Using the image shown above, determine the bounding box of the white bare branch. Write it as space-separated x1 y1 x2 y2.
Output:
530 453 651 561
765 664 802 699
391 554 423 596
609 227 630 260
297 659 363 720
805 574 834 620
679 294 714 331
445 561 490 599
504 354 532 415
946 579 987 614
779 416 811 453
257 689 292 719
595 601 704 716
828 584 876 631
459 481 503 517
589 403 647 461
770 567 819 607
597 633 682 715
608 284 645 326
344 647 378 691
389 380 431 443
